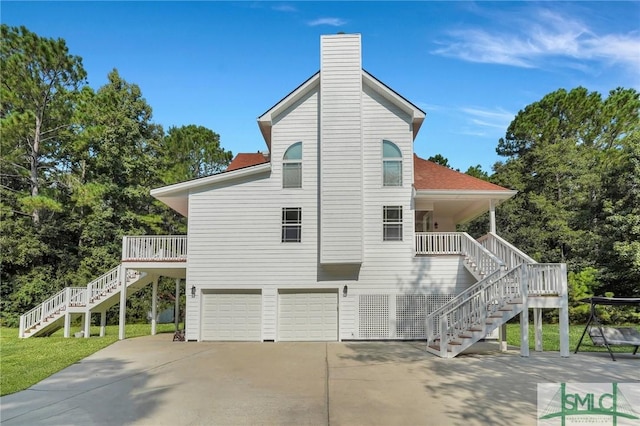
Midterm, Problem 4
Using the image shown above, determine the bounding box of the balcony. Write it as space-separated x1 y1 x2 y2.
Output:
122 236 187 262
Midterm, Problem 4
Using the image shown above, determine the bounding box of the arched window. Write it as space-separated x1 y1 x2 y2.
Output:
383 140 402 186
283 142 302 188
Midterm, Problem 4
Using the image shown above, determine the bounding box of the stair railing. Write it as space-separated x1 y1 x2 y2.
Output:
460 233 504 276
88 266 120 303
433 266 525 357
477 232 536 269
19 287 68 338
425 234 506 351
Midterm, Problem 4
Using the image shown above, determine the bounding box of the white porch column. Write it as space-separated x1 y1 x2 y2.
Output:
534 308 543 351
559 264 570 357
559 305 570 357
151 278 158 336
63 311 71 338
119 265 127 340
499 323 507 352
84 310 91 338
519 266 530 357
520 308 530 357
174 278 181 331
100 311 106 337
489 199 497 234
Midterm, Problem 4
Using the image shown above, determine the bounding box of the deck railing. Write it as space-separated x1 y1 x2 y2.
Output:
416 232 504 276
527 263 567 296
68 287 88 307
122 235 187 262
415 232 462 254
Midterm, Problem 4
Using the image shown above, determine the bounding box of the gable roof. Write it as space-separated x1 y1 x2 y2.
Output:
150 162 271 216
413 154 511 192
257 70 426 150
227 153 270 172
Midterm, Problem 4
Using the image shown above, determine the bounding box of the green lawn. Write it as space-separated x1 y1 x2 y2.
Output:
1 323 638 397
0 323 180 396
505 323 640 353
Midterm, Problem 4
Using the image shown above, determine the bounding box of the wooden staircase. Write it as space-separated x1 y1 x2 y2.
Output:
426 233 568 358
19 266 152 338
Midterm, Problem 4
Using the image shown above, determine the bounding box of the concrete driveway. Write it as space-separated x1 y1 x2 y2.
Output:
1 334 638 426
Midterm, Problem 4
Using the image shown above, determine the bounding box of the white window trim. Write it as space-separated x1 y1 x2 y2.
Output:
383 206 403 241
283 142 302 189
382 140 402 187
282 207 302 243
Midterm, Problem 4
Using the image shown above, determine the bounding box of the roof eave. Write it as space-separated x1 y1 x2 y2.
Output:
151 163 272 216
362 70 426 140
414 189 518 201
257 72 320 150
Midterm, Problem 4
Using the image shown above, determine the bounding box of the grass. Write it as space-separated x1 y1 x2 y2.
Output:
505 323 640 353
1 322 638 397
0 323 180 396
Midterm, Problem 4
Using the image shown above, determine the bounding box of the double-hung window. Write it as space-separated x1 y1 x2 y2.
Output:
383 206 403 241
282 208 302 243
383 140 402 187
283 142 302 188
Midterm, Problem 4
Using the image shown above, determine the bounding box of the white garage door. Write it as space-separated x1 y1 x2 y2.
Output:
201 291 262 341
278 290 338 341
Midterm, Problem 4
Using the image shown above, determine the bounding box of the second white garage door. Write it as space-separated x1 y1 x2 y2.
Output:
201 291 261 341
278 290 338 341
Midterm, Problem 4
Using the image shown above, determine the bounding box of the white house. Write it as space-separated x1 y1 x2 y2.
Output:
19 34 569 358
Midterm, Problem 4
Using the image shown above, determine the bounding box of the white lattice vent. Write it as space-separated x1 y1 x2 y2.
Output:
359 295 389 338
426 294 455 313
395 294 427 338
427 294 455 334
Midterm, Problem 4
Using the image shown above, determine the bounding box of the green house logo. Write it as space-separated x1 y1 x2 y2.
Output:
538 383 640 425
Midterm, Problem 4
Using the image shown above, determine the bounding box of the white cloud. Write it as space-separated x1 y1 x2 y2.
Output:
307 17 347 27
272 4 296 13
460 107 514 130
432 8 640 71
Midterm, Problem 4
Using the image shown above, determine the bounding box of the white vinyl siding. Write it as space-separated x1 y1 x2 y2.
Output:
319 34 363 264
201 291 262 341
278 290 338 341
183 40 476 342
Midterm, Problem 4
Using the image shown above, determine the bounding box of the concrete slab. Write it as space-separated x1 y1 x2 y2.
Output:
1 335 638 425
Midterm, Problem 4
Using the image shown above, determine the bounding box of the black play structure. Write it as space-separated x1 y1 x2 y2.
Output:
574 297 640 361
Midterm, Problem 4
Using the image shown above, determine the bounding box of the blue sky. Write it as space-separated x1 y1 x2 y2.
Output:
3 1 639 173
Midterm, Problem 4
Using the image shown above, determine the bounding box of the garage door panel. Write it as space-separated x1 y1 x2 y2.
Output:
278 291 337 341
202 292 261 341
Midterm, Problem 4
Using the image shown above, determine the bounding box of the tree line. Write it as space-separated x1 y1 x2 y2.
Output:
1 25 232 326
460 86 640 321
2 25 638 326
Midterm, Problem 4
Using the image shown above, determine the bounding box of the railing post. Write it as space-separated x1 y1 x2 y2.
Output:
558 263 570 357
121 236 128 261
439 314 448 358
519 265 529 357
19 315 25 338
119 265 127 340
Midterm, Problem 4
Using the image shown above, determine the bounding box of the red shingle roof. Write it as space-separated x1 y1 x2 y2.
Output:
227 153 270 171
227 152 509 192
413 154 509 191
